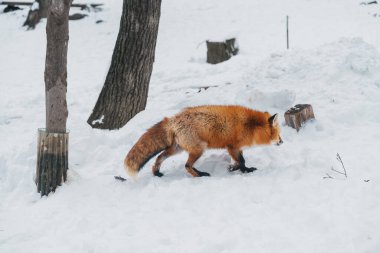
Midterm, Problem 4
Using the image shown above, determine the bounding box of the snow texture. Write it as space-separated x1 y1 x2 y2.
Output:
1 0 380 252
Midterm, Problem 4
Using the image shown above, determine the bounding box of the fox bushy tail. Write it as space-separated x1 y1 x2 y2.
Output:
124 118 173 177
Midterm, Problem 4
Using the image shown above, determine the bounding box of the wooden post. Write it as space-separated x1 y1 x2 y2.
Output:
286 16 289 50
284 104 315 131
206 38 239 64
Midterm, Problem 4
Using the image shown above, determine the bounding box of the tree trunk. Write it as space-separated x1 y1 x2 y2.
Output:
36 0 71 197
45 0 70 132
87 0 162 130
37 0 49 18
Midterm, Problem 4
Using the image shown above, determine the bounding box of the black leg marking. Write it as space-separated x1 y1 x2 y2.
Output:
152 143 182 177
228 164 240 172
228 164 257 173
240 166 257 173
193 168 210 177
153 171 164 177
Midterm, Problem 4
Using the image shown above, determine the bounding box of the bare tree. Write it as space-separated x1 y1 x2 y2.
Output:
36 0 72 196
87 0 162 130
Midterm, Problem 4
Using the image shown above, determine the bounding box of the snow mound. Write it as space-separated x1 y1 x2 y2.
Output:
244 89 296 111
250 38 380 85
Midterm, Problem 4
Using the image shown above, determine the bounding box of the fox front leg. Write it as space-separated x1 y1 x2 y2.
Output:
227 147 257 173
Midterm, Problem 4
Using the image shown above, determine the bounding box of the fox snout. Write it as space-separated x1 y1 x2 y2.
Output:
276 136 283 146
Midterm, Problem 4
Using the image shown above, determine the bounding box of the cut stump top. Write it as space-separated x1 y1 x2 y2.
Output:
206 38 239 64
284 104 315 131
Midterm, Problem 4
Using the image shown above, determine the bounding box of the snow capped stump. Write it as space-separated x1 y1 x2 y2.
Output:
284 104 315 131
206 38 239 64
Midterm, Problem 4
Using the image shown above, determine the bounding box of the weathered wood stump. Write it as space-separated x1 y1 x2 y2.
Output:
23 0 48 29
69 13 88 20
36 129 69 196
284 104 315 131
206 38 239 64
3 5 22 13
23 9 40 29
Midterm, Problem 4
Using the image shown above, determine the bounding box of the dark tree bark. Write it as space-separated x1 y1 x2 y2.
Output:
37 0 49 18
87 0 162 130
36 0 72 197
206 38 239 64
45 0 70 132
23 0 49 29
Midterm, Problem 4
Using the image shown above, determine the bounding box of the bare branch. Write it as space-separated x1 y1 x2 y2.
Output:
323 173 334 179
336 153 347 178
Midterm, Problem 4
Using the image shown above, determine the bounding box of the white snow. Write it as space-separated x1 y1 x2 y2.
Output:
31 2 39 12
1 0 380 252
91 115 104 125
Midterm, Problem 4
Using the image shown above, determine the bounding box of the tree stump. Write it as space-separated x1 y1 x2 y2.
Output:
284 104 315 131
36 129 69 196
23 0 49 29
206 38 239 64
3 5 22 13
69 13 88 20
23 9 40 29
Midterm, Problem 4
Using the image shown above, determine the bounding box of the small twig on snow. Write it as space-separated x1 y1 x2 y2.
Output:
324 153 348 180
114 176 126 182
323 173 334 179
335 153 347 178
330 166 346 176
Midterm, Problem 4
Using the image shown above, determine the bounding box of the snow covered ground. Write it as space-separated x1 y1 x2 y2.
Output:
1 0 380 252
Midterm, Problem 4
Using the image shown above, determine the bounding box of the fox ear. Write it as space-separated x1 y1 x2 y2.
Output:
268 114 278 126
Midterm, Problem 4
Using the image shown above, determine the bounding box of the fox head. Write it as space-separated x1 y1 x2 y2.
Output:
268 114 283 146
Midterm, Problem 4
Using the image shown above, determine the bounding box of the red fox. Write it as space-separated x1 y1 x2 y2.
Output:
124 105 282 178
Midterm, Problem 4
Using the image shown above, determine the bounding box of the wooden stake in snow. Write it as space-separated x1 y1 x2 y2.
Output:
286 16 289 49
206 38 239 64
284 104 315 131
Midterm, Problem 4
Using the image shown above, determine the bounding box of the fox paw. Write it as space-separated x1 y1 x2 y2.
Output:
228 164 240 172
193 168 210 177
153 171 164 177
240 167 257 173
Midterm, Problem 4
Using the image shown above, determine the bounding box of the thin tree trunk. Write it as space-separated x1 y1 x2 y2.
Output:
45 0 70 132
36 0 71 197
87 0 162 130
37 0 49 18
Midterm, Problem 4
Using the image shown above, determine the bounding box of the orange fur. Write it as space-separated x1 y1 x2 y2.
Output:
124 105 281 177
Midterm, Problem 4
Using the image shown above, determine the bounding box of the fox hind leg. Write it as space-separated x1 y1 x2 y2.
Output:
185 151 210 177
152 142 181 177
